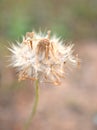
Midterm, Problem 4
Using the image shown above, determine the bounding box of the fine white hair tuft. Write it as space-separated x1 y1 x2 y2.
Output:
9 31 79 85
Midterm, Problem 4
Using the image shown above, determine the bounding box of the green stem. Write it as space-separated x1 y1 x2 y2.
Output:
24 79 39 130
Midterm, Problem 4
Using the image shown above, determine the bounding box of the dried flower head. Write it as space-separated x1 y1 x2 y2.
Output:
9 31 79 85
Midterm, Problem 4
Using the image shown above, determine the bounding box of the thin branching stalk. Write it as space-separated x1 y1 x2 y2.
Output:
24 79 39 130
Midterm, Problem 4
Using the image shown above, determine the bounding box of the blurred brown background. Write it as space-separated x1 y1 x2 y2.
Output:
0 0 97 130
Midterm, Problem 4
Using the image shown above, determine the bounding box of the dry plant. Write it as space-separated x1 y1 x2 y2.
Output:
9 30 79 130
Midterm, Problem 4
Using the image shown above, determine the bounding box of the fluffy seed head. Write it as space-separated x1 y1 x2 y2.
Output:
9 31 79 85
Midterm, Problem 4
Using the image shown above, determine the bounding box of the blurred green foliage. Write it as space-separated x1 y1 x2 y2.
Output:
0 0 97 41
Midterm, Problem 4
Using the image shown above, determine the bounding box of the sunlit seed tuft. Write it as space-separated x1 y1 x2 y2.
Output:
9 30 79 85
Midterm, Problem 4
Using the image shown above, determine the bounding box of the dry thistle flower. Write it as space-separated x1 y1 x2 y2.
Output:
9 30 79 85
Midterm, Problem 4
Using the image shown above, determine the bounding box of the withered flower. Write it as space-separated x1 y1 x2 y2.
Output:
9 31 79 85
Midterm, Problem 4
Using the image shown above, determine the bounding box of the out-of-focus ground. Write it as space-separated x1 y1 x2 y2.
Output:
0 0 97 130
0 41 97 130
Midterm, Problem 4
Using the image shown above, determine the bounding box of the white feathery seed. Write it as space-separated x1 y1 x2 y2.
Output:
9 31 79 85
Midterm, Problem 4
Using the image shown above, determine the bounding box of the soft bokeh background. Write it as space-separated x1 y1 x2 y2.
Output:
0 0 97 130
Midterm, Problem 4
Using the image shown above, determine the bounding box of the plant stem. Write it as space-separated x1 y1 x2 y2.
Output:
24 79 39 130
